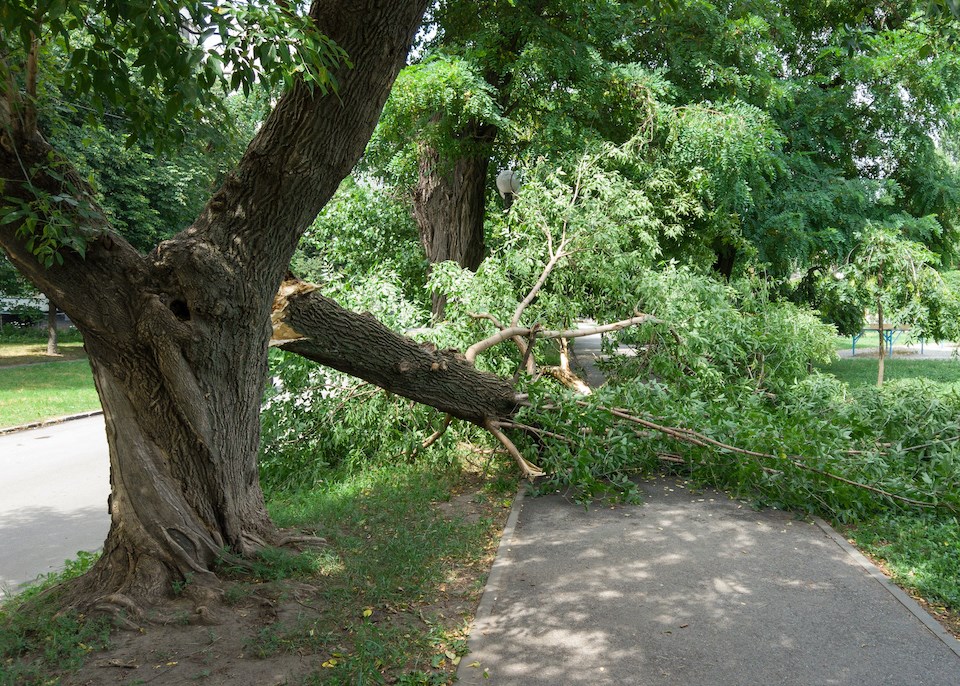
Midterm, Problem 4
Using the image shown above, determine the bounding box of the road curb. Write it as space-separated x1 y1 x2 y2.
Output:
813 516 960 658
457 486 525 683
0 409 103 436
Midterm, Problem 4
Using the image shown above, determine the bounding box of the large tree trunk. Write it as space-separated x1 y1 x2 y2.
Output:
0 0 430 614
413 123 495 317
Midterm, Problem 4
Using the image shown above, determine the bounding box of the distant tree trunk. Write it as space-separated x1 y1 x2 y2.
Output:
877 292 885 387
413 122 495 317
712 242 737 280
45 299 58 356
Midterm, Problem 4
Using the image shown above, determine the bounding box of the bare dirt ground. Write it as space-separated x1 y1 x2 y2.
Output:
62 476 510 686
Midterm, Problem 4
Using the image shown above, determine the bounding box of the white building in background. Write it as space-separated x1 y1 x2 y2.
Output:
0 295 70 328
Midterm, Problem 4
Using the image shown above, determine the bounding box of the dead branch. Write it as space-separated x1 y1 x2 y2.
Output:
466 314 657 364
485 418 545 480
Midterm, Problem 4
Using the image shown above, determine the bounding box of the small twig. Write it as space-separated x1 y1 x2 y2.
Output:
902 435 960 453
497 419 574 443
327 383 378 419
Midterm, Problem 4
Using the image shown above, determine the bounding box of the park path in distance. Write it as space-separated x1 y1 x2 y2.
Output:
0 415 110 597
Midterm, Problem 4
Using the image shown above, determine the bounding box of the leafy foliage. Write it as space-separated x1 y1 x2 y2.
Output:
0 1 346 145
363 54 508 188
293 177 428 308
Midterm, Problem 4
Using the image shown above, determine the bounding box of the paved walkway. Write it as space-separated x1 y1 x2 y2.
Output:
837 338 958 360
0 415 110 597
458 481 960 685
458 331 960 684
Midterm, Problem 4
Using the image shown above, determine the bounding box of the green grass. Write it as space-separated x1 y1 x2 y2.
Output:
0 552 110 686
0 327 86 367
0 340 87 367
262 462 511 683
819 343 960 629
848 512 960 611
0 359 100 428
821 357 960 388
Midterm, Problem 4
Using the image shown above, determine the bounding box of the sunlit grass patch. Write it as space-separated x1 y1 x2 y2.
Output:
0 359 100 428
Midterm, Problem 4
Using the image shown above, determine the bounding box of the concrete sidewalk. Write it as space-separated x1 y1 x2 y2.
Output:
457 478 960 685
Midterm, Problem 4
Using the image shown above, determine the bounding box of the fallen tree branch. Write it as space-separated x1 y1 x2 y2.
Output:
590 402 948 511
485 418 545 480
421 413 453 450
466 314 657 364
274 279 521 425
510 235 573 327
469 312 537 376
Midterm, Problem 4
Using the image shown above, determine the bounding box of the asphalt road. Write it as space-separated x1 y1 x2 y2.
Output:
0 415 110 597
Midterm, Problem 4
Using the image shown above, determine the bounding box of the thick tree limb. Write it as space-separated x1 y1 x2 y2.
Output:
272 279 520 426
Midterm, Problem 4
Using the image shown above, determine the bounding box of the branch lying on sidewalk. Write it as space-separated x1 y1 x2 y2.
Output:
272 278 950 511
581 402 951 511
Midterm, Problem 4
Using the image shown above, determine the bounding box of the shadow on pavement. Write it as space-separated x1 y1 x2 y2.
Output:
459 478 960 685
0 505 107 598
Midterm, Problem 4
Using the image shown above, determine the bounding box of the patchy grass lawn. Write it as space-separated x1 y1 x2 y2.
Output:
821 357 960 388
0 327 86 368
0 461 516 685
845 512 960 638
0 359 100 428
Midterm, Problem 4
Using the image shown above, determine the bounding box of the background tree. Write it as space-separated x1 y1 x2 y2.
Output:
364 0 669 314
364 0 960 293
846 223 956 385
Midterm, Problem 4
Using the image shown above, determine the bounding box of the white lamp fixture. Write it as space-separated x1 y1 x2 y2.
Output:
496 169 521 198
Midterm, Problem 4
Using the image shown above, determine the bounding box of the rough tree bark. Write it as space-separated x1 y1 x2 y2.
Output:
413 122 496 317
0 0 431 614
272 279 519 425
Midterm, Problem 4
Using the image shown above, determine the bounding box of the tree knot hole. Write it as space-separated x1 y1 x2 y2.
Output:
170 299 191 321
